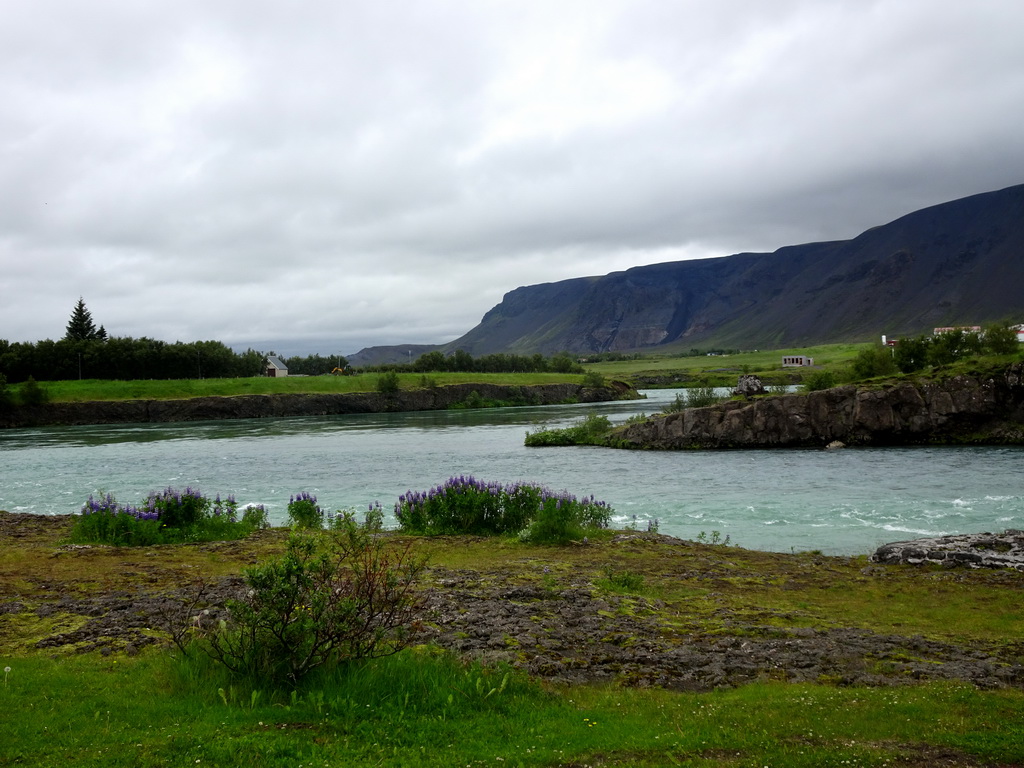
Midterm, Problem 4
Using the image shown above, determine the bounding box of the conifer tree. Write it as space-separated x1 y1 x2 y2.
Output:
64 298 99 341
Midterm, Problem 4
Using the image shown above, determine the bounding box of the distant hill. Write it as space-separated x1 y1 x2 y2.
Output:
349 183 1024 365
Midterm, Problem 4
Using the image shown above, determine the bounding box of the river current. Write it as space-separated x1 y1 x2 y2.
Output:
1 390 1020 555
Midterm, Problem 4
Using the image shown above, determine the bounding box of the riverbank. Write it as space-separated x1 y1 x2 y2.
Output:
3 512 1023 766
611 362 1024 449
0 380 638 428
2 512 1021 691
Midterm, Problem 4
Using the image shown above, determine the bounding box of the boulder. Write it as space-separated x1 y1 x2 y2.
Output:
733 374 766 398
871 530 1024 570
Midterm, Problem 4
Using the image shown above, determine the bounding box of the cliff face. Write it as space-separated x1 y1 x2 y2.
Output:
614 363 1024 450
355 183 1022 363
0 382 635 429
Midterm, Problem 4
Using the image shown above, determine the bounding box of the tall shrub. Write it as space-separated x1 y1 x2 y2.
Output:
199 529 425 686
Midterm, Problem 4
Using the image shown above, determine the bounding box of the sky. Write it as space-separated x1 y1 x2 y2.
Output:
2 1 1023 357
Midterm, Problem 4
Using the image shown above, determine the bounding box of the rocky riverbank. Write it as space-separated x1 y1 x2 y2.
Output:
0 380 637 429
614 362 1024 449
872 530 1024 570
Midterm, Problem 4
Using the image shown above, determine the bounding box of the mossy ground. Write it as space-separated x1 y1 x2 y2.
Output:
2 512 1022 766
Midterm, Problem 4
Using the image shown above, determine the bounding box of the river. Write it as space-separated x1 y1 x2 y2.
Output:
1 390 1020 555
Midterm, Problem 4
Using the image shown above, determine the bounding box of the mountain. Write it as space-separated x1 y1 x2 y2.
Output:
349 183 1024 364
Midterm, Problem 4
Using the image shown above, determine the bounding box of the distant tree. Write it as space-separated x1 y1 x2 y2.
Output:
927 328 983 366
0 373 12 411
849 344 898 380
64 298 102 341
19 375 49 406
983 321 1019 356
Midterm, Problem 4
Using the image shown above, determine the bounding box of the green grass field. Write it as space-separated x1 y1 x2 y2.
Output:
584 342 869 385
2 652 1020 767
32 372 585 403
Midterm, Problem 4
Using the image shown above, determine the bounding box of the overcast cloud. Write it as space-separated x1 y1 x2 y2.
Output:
2 0 1023 355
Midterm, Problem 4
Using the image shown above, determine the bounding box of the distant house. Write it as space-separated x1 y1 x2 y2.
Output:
932 326 982 336
782 355 814 367
1013 324 1024 343
265 356 289 377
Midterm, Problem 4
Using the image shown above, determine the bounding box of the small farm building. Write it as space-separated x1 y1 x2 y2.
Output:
782 355 814 367
265 356 289 377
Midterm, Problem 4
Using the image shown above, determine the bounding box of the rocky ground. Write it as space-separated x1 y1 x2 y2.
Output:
2 513 1023 692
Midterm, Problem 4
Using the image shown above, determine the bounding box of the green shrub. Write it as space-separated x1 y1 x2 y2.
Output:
0 374 13 412
801 371 838 392
849 344 898 380
197 528 425 686
327 502 384 533
983 321 1020 355
19 376 49 406
240 504 270 529
376 371 400 394
287 492 324 529
597 567 646 593
659 386 723 412
520 491 612 545
524 413 613 446
581 370 606 387
395 475 612 543
683 385 723 408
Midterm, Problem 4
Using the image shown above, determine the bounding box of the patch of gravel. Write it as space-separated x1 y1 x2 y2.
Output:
417 569 1024 691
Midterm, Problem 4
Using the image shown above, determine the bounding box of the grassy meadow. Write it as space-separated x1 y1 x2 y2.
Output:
19 342 870 403
33 371 586 403
1 518 1022 767
584 343 870 386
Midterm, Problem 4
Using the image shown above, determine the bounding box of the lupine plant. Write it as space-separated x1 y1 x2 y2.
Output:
395 475 612 543
71 487 268 546
287 491 324 529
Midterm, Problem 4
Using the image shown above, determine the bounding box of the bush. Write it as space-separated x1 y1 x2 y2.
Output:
849 344 898 380
0 374 13 411
376 371 400 395
19 376 49 406
521 491 612 545
581 370 606 387
395 475 612 543
983 322 1020 356
287 492 324 529
198 528 425 686
70 488 265 546
660 386 723 413
801 371 837 392
524 413 613 446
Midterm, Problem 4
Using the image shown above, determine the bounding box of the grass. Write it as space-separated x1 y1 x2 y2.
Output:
32 372 586 403
583 342 869 386
1 517 1023 766
1 652 1020 767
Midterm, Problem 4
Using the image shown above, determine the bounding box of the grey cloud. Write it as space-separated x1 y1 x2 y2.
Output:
1 0 1022 354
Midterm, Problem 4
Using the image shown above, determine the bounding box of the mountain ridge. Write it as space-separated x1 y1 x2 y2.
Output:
349 183 1024 365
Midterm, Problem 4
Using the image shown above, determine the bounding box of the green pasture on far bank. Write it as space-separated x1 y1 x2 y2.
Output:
17 342 870 403
31 372 586 403
584 342 869 385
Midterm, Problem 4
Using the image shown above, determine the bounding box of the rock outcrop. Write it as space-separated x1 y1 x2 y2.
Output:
614 362 1024 449
733 374 767 398
0 381 638 429
871 531 1024 570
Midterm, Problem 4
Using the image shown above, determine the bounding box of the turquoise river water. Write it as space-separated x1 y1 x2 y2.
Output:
1 390 1021 555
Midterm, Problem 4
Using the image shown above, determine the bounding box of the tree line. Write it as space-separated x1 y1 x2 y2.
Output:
364 349 584 375
850 322 1021 380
